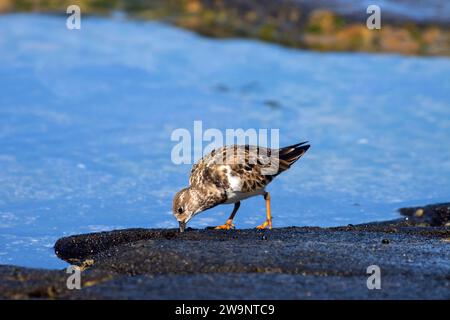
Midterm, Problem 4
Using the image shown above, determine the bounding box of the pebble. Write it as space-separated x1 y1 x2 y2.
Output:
414 209 424 217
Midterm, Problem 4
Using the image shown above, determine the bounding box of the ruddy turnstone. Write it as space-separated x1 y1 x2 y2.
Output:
173 141 310 232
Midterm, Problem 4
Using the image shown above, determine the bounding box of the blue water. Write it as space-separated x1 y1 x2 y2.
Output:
0 14 449 269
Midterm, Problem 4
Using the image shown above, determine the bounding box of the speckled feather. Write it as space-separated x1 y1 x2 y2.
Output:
188 143 310 207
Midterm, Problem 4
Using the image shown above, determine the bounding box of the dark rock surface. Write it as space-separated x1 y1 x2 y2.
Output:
0 265 115 299
399 202 450 227
1 203 449 299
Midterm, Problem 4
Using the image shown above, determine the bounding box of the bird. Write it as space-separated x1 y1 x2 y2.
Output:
173 141 310 232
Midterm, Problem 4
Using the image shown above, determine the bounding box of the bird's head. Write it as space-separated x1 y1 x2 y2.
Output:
172 187 202 232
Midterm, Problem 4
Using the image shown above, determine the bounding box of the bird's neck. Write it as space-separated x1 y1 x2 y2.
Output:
190 186 222 213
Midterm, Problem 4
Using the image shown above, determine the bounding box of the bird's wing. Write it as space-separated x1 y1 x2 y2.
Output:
189 148 227 189
224 145 274 193
189 145 271 193
189 143 309 193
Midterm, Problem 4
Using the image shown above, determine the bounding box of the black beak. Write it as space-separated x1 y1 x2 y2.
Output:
179 221 186 233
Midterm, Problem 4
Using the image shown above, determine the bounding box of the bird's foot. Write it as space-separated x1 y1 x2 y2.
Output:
256 219 272 230
214 219 235 230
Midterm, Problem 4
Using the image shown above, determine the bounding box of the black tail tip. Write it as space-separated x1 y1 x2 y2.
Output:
294 141 310 151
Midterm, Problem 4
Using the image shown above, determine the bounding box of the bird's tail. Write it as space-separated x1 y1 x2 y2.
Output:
276 141 310 174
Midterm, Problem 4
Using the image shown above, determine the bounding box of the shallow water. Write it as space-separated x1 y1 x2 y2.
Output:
0 14 449 269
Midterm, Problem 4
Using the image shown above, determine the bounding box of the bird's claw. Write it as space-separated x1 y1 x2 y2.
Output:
256 219 272 230
214 220 235 230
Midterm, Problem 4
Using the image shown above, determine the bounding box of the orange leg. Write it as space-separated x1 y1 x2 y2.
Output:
256 192 272 230
215 202 240 230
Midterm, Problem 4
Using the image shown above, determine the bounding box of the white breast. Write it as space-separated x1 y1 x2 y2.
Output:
224 189 265 204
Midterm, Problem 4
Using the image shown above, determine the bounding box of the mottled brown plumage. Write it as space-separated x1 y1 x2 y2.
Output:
173 142 310 232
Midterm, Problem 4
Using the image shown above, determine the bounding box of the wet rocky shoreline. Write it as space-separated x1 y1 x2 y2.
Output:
1 203 449 299
1 0 449 56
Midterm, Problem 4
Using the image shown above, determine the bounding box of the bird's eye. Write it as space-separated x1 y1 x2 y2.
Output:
177 207 183 214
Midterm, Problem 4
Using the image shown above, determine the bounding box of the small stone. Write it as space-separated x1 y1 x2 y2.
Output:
415 209 424 217
264 99 282 109
381 239 390 244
